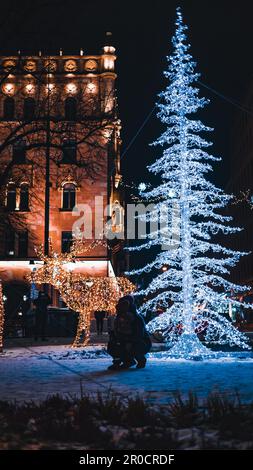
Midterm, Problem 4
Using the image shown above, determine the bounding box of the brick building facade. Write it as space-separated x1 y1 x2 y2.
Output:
0 44 125 334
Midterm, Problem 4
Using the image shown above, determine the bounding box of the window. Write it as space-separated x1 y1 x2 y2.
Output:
62 140 77 163
18 231 28 257
62 183 76 210
19 184 29 211
3 97 15 120
61 231 73 253
5 230 28 257
65 97 76 120
6 184 16 211
23 97 35 120
5 231 15 256
111 201 124 233
12 140 26 164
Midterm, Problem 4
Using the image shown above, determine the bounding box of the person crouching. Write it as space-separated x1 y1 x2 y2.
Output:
107 297 151 370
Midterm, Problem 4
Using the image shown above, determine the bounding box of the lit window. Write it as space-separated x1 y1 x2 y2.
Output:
103 46 115 54
111 201 124 232
103 58 114 70
62 183 76 210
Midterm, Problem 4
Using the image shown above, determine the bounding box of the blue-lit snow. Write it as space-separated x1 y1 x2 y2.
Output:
0 345 253 403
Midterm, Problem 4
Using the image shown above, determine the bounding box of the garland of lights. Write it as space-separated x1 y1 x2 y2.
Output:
0 281 4 353
29 239 135 346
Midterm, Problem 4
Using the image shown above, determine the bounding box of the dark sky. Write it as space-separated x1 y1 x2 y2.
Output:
2 0 253 188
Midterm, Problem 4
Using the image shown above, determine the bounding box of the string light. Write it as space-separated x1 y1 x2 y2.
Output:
29 238 135 346
127 7 251 357
0 281 5 353
232 190 253 210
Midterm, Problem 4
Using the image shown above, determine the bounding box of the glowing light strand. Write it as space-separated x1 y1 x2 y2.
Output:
127 8 251 356
29 239 135 346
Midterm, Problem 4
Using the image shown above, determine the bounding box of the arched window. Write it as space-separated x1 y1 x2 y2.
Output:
23 97 35 120
62 183 76 210
3 97 15 120
19 184 29 211
65 97 76 120
6 183 16 211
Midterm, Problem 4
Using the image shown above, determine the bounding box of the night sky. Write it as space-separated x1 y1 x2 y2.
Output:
1 0 253 188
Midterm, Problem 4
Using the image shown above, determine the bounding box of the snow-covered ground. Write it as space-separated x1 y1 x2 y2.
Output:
1 345 253 403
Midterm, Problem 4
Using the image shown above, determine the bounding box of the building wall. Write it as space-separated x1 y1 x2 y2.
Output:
0 49 124 318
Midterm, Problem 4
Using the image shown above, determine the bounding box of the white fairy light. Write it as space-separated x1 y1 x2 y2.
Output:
127 7 251 357
168 188 175 198
138 182 147 192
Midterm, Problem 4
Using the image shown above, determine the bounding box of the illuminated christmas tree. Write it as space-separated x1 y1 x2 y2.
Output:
129 8 250 356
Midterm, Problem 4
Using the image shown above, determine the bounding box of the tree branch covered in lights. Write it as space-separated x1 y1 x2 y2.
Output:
29 238 135 346
128 8 251 355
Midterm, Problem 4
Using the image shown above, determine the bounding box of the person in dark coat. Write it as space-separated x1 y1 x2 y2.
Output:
34 291 51 341
107 299 130 369
121 295 152 368
94 310 106 335
107 296 151 370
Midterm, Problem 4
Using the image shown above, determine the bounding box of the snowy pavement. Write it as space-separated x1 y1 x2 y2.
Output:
0 345 253 403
